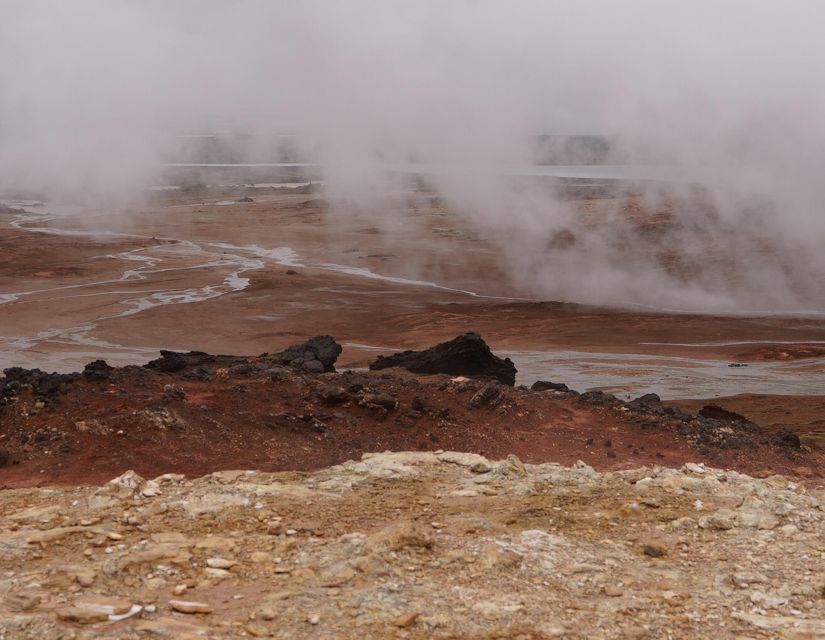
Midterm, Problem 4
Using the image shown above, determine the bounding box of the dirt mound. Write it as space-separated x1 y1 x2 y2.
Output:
1 348 821 488
2 452 824 639
369 332 517 385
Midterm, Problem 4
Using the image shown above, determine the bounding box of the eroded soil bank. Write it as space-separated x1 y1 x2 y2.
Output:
0 346 820 489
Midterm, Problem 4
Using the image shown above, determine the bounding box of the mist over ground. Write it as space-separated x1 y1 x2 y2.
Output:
2 1 824 313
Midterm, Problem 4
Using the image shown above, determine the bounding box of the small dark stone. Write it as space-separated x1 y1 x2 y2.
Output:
360 393 399 411
531 380 569 392
625 393 662 412
146 350 188 373
163 384 186 401
578 390 621 406
229 363 258 377
411 396 426 412
469 382 505 409
318 386 352 405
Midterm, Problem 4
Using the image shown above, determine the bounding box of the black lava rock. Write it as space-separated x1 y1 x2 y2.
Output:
275 335 343 373
531 380 569 392
369 332 517 386
83 359 113 381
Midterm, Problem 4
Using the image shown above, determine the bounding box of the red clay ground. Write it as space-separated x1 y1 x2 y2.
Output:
2 192 824 490
1 359 821 489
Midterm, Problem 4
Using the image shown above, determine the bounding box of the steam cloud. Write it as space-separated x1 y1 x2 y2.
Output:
2 1 824 313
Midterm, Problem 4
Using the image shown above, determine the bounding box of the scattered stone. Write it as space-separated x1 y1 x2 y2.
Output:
102 469 146 499
135 617 208 639
169 600 213 614
3 452 824 639
531 380 569 392
360 392 399 412
162 384 186 401
393 613 419 628
578 390 622 407
698 513 734 531
318 386 352 405
206 557 237 569
469 382 505 409
625 393 662 412
56 606 108 624
72 596 134 616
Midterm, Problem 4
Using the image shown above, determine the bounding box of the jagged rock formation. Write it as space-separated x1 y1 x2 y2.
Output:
271 335 342 373
144 336 343 376
369 332 517 385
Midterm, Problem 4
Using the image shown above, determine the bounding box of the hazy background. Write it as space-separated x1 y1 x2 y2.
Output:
2 1 824 313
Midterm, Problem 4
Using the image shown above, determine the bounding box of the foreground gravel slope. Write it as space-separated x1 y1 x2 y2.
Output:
1 452 824 639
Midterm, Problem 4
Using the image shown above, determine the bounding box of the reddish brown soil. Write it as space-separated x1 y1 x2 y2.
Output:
1 364 820 489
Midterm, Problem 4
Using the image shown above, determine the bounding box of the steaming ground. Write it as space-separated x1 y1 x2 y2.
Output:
3 2 825 314
1 188 824 406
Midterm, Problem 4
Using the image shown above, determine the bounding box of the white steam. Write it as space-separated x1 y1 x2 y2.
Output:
2 1 825 312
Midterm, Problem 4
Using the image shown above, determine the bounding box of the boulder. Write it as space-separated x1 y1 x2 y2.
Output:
369 333 516 386
531 380 569 392
274 336 342 373
83 359 113 381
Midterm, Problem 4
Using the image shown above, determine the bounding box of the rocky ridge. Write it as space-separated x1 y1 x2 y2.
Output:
1 452 824 639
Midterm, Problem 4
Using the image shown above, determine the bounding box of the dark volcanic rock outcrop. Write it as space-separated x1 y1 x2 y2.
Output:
369 332 517 386
144 337 343 377
531 380 570 393
698 404 753 424
274 335 342 373
145 350 244 373
83 359 113 381
2 367 77 401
